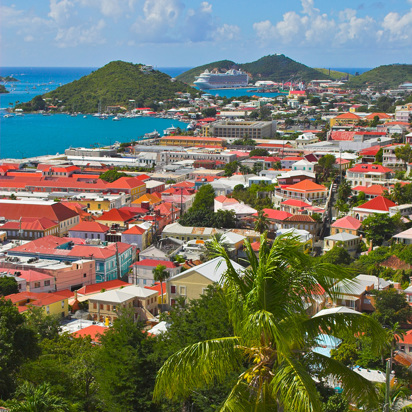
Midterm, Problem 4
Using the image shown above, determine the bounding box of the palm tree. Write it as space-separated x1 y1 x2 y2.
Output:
254 210 269 234
373 382 412 412
152 264 170 307
5 382 70 411
153 233 387 411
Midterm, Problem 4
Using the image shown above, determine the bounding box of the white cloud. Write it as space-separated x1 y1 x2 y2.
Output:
212 24 241 41
380 9 412 42
24 35 35 42
48 0 75 24
78 0 138 19
55 19 106 47
131 0 185 42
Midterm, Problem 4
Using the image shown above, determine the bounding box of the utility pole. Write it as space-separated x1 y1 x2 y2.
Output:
384 358 390 412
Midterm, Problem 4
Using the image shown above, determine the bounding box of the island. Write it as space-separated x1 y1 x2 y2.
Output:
0 84 9 94
16 61 199 113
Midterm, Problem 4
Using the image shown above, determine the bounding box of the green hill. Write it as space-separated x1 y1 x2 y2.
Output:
0 85 8 94
345 64 412 89
314 68 352 80
18 61 199 113
177 54 332 85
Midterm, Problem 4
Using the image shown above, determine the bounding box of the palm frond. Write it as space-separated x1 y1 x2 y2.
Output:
304 312 387 355
271 356 322 412
308 351 379 409
153 337 241 402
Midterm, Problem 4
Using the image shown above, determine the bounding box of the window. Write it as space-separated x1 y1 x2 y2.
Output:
44 280 50 287
112 305 116 311
179 286 186 295
100 304 104 310
143 279 147 285
171 285 176 294
93 303 97 309
84 273 87 278
46 306 50 314
34 282 40 289
106 305 110 311
98 204 101 209
61 301 65 308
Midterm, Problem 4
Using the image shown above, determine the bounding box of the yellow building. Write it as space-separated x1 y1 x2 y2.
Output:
330 112 361 127
6 291 69 317
160 136 224 148
75 198 112 211
166 257 244 305
88 285 158 323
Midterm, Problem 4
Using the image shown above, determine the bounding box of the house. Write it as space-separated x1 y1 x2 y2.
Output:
278 180 328 203
252 209 292 231
277 171 316 186
129 259 180 286
323 232 361 256
330 112 361 127
106 176 146 202
382 144 408 169
291 159 316 173
162 222 223 242
132 193 162 208
329 274 390 312
68 221 110 241
0 217 60 241
393 228 412 245
331 216 362 236
88 285 159 323
6 291 69 316
281 156 304 169
280 215 318 238
294 132 318 148
7 235 134 283
95 208 136 229
280 199 312 214
346 164 394 187
214 195 239 213
351 185 387 199
0 200 80 236
396 330 412 354
352 196 396 221
121 225 149 250
166 257 244 305
0 269 55 293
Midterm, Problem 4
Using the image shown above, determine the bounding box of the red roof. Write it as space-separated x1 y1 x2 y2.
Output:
0 269 53 282
123 225 146 235
6 291 68 310
284 179 327 193
96 208 136 223
0 217 58 231
70 221 110 233
281 199 311 207
352 185 387 196
253 209 292 221
348 164 393 174
331 216 362 230
397 329 412 345
365 112 391 120
334 112 361 119
359 146 381 156
357 196 396 211
284 215 316 223
76 279 129 295
131 259 176 269
72 325 107 342
0 202 78 222
330 131 356 141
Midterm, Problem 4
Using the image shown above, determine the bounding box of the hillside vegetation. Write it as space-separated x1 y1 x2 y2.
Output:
177 54 333 85
314 68 352 79
345 64 412 89
18 61 198 113
0 85 8 94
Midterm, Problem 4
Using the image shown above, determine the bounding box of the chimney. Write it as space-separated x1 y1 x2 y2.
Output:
141 201 150 210
393 282 402 290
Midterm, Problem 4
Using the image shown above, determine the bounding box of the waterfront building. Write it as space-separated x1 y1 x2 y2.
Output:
159 136 224 148
202 120 276 139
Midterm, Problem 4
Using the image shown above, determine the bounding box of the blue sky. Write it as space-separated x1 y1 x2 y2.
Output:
1 0 411 68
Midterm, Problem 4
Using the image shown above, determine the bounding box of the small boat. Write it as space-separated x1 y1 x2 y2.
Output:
113 116 120 121
83 115 87 118
4 114 14 118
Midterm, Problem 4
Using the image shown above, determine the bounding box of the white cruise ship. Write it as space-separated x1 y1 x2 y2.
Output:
194 69 249 90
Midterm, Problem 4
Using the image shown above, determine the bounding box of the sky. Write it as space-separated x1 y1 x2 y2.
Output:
1 0 412 68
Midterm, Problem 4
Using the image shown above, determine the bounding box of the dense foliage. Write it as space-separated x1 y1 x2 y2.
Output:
18 61 198 113
346 64 412 89
99 169 128 182
177 54 332 85
0 84 9 93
